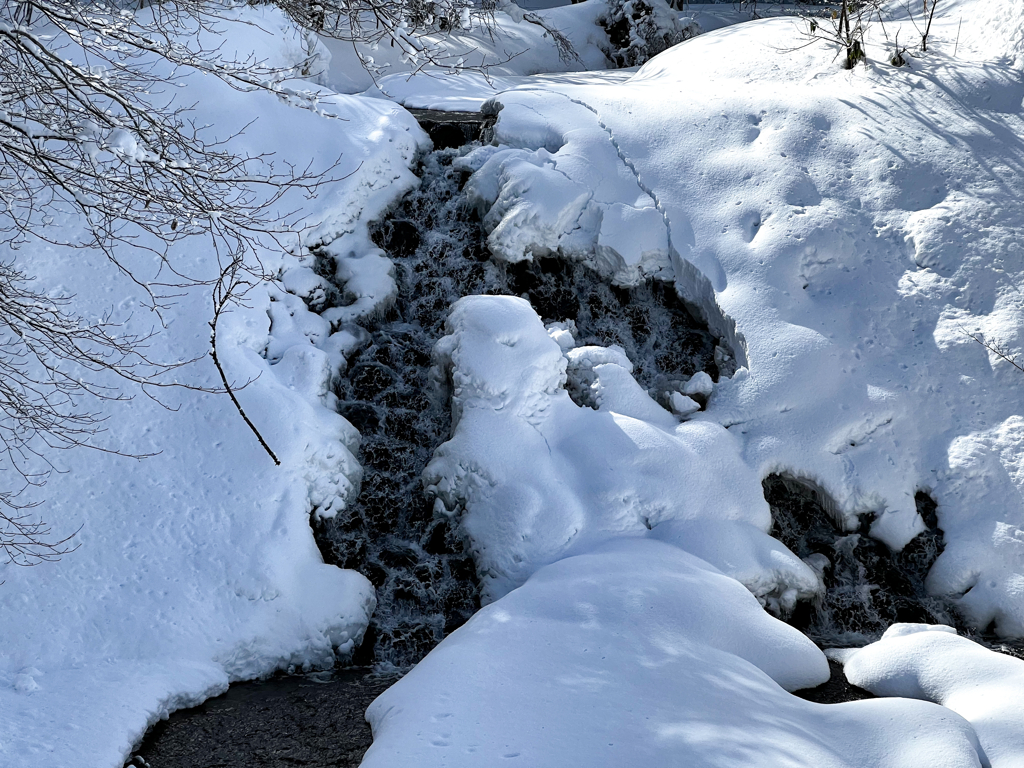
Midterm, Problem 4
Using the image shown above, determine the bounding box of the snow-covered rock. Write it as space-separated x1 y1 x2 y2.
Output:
840 624 1024 768
426 295 771 602
362 539 983 768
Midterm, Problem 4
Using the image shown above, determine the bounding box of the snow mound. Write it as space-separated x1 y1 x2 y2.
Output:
426 295 773 602
362 539 983 768
842 624 1024 768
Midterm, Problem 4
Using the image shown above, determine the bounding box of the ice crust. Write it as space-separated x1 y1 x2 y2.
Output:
362 540 984 768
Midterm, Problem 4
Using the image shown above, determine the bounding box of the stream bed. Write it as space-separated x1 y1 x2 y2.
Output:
125 109 1000 767
127 669 394 768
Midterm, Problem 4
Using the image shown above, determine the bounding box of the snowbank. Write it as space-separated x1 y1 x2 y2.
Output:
456 2 1024 636
0 7 427 767
362 540 983 768
322 0 614 96
361 1 1024 763
426 295 802 604
323 0 701 110
840 624 1024 768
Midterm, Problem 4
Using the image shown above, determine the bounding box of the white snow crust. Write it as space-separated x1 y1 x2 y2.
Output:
841 624 1024 768
0 7 428 767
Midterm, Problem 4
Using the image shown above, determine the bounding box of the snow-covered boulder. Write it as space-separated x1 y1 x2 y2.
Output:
839 624 1024 768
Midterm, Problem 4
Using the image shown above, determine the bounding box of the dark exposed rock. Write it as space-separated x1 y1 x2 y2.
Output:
405 108 493 149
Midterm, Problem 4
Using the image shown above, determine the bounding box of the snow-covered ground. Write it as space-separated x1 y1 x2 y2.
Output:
359 0 1024 765
5 0 1024 766
0 7 428 766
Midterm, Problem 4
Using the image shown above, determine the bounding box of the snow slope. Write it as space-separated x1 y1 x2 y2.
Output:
0 7 427 767
442 1 1024 637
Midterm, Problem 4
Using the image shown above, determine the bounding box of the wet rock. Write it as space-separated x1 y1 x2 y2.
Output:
406 109 492 150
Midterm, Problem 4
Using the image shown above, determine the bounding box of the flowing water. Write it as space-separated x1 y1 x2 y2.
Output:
314 135 723 668
765 474 962 647
129 112 1000 767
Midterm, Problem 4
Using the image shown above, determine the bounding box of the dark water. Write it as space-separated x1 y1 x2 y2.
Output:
313 138 722 668
765 473 962 647
127 669 395 768
792 660 876 704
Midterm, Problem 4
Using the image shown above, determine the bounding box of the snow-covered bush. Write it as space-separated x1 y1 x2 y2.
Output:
599 0 698 67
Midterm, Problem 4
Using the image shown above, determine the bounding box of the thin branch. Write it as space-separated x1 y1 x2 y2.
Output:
959 326 1024 374
209 261 280 466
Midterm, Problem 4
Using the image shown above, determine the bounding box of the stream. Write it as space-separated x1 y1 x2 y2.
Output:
126 109 993 767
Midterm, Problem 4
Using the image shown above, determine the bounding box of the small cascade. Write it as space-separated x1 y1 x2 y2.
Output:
313 133 725 667
765 474 960 647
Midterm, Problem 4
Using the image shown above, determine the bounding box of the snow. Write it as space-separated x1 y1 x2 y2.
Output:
361 539 983 768
0 6 427 767
320 0 615 97
361 1 1024 765
426 295 773 602
7 0 1024 764
839 624 1024 768
445 2 1024 637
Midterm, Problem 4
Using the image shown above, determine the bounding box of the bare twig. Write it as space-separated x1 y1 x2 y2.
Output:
959 326 1024 374
209 259 280 466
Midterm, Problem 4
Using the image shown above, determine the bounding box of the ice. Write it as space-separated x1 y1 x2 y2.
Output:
668 390 701 416
683 370 714 398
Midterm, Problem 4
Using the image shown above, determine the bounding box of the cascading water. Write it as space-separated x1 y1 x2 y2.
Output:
129 117 1010 766
765 474 961 647
313 137 724 667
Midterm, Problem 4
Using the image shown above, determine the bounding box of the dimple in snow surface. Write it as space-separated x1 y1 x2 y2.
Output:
314 144 723 667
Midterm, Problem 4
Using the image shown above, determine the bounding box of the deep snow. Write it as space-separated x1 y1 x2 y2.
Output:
4 0 1024 766
837 624 1024 768
360 0 1024 765
0 7 428 766
425 1 1024 637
